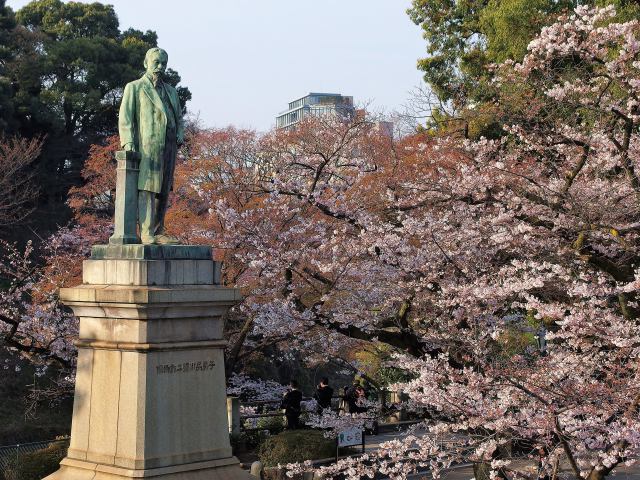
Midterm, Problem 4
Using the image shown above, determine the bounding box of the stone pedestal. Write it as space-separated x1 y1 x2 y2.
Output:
109 150 141 246
44 245 251 480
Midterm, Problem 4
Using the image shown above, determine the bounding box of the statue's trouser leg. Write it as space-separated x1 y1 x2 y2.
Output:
156 131 176 236
155 190 169 236
138 190 159 241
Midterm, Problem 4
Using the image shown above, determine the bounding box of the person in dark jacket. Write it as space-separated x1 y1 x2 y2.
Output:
353 385 368 413
343 383 360 413
313 377 334 414
280 380 303 429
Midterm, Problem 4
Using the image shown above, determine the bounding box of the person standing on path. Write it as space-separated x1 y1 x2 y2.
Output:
343 383 361 414
281 380 303 429
313 377 334 414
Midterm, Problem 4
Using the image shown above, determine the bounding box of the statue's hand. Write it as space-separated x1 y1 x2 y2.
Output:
123 142 135 152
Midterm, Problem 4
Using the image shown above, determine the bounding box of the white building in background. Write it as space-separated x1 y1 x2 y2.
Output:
373 120 394 138
276 92 355 130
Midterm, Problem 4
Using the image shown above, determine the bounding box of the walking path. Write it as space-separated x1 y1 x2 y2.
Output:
364 427 640 480
241 425 640 480
406 464 640 480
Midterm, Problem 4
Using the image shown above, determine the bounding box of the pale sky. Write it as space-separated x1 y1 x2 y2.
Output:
7 0 426 131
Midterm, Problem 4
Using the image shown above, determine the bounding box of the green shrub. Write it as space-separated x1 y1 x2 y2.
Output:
258 430 336 467
230 429 272 453
256 414 285 432
3 441 67 480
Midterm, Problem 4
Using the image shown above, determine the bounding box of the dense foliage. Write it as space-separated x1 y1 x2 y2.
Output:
0 0 190 231
258 430 337 467
407 0 640 137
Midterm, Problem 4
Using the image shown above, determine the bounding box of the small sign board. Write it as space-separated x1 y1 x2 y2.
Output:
337 428 363 447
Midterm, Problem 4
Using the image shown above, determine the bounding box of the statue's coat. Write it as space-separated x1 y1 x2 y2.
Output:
118 75 184 194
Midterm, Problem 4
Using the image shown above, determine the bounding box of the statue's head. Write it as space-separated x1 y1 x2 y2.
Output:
144 47 168 81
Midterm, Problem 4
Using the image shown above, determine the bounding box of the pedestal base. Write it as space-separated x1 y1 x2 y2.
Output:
44 456 252 480
45 246 246 480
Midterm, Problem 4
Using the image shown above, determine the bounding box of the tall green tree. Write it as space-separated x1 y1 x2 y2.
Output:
3 0 191 224
407 0 640 136
0 0 17 133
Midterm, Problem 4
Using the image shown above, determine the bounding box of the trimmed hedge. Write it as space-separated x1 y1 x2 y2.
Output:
258 430 335 467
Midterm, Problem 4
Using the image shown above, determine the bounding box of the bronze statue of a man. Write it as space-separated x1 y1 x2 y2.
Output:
118 47 184 245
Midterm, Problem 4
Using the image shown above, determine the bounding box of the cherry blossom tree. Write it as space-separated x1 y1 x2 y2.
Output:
0 138 114 389
226 373 288 402
190 7 640 479
0 135 41 228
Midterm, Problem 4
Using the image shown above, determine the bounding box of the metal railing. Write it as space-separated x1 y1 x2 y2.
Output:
0 437 69 471
233 391 410 434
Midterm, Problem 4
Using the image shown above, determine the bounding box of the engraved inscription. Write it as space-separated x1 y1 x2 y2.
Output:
156 360 216 375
